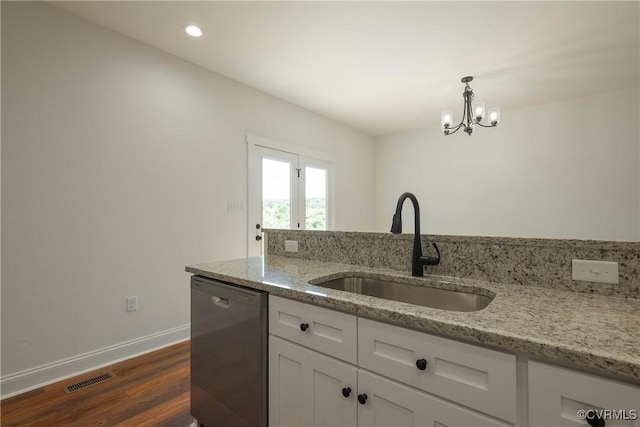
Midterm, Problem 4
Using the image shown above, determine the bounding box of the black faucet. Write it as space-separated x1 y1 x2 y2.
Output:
390 192 440 277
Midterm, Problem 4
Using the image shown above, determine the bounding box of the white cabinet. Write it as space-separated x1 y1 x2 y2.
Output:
528 361 640 427
269 296 640 427
269 335 357 427
359 318 517 423
269 296 515 427
358 370 510 427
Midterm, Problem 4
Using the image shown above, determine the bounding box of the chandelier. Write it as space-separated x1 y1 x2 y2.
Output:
441 76 500 136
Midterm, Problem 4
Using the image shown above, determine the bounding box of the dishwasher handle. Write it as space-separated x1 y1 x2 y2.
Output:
211 296 231 309
192 276 268 308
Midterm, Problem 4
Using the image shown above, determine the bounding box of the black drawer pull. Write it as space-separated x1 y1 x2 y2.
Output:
586 410 605 427
357 393 368 405
341 387 351 398
416 358 428 371
300 323 309 332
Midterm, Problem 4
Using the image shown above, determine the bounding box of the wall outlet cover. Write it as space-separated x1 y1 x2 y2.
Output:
571 260 619 284
126 296 138 312
284 240 299 252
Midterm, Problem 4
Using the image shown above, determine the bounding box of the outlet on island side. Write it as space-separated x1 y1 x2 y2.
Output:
126 296 138 312
284 240 299 252
571 260 619 284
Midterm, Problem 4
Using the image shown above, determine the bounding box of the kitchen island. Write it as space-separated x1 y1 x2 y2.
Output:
186 255 640 383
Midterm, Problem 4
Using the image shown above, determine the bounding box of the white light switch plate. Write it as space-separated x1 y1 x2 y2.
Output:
227 200 244 211
572 260 619 284
284 240 299 252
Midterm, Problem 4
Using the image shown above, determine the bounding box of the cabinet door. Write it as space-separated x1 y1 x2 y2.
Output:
269 336 357 427
357 370 510 427
529 361 640 427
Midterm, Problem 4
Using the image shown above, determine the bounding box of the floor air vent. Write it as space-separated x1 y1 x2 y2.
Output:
63 372 115 394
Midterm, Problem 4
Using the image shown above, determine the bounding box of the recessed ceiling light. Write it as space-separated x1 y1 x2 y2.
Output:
184 24 202 38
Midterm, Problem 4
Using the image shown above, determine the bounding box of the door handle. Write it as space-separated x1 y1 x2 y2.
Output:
211 296 230 309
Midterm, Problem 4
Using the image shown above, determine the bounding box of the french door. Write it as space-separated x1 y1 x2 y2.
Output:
248 141 333 257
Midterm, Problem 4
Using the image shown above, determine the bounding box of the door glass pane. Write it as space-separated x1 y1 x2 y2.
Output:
262 158 291 229
305 166 327 230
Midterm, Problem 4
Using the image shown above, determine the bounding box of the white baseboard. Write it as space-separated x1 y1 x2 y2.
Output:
1 324 190 400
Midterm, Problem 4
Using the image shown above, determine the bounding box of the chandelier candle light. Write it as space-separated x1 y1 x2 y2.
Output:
442 76 500 136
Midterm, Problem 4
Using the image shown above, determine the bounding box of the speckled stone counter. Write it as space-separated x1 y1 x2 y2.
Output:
266 229 640 298
185 256 640 384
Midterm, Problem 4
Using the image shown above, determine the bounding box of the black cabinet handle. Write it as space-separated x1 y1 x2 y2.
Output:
300 323 309 332
357 393 368 405
341 387 351 398
255 235 262 241
416 358 428 371
586 410 605 427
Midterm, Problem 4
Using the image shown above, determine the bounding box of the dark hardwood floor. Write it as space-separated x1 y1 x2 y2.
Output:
1 341 194 427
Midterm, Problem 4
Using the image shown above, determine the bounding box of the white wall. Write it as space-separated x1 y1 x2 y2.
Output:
375 87 640 241
1 2 374 390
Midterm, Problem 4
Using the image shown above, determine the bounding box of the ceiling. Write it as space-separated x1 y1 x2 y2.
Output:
52 1 639 137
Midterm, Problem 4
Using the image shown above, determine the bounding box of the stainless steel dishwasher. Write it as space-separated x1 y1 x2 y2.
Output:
191 276 268 427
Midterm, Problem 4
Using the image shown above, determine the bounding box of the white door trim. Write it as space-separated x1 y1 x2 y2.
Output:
246 134 336 163
247 134 336 257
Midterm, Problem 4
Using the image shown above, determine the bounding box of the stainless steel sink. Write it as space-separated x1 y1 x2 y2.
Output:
316 276 493 312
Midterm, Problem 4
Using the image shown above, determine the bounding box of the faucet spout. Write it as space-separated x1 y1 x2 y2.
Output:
390 192 440 276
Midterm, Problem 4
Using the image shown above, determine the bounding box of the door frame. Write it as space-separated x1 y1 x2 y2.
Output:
246 134 337 257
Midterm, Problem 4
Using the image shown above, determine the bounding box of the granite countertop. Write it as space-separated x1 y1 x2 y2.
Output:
186 255 640 384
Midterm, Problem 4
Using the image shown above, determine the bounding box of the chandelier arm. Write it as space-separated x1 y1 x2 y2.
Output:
475 122 497 128
444 123 464 135
449 119 466 131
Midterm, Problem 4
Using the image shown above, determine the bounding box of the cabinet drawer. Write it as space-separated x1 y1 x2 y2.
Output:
529 361 640 427
269 296 357 364
358 318 517 423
